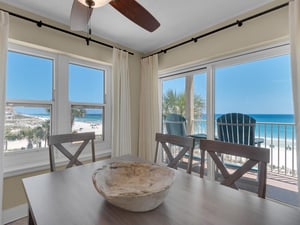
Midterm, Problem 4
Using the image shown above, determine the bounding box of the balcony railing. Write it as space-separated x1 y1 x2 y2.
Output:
256 122 297 177
163 119 298 178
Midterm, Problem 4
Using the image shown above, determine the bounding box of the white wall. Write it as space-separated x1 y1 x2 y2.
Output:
157 0 289 72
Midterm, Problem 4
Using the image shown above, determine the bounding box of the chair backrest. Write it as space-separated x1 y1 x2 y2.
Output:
217 113 256 145
48 132 96 172
154 133 195 173
165 113 187 136
199 139 270 198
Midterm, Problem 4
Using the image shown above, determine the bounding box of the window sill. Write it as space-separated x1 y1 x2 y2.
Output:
4 148 111 177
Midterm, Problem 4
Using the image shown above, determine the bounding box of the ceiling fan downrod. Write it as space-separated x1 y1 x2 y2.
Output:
85 0 95 8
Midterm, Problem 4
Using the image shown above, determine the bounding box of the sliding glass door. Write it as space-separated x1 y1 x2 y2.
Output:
159 44 298 206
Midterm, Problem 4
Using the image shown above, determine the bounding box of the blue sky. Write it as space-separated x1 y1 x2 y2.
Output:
69 63 104 104
6 51 104 114
163 54 293 115
7 51 293 115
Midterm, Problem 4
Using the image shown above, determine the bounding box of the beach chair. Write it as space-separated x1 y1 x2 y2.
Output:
216 113 265 180
216 113 256 146
164 114 206 172
164 113 206 143
165 113 187 136
48 132 95 172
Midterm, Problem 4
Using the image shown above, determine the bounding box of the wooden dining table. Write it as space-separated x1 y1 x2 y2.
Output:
22 155 300 225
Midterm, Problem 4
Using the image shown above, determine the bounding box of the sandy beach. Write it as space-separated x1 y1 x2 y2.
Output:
5 119 102 152
72 120 103 136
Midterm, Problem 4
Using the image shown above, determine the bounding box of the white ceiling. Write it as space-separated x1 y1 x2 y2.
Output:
0 0 276 54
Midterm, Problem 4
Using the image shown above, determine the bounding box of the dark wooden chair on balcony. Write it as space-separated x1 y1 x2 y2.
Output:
216 112 263 146
164 114 206 172
165 113 188 136
165 113 206 139
199 139 270 198
154 133 195 173
48 132 96 172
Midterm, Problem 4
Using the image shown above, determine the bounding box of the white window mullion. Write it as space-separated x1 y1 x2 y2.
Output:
55 55 71 134
206 65 215 180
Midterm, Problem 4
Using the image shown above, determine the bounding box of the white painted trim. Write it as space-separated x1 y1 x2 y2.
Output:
2 203 28 224
4 150 111 177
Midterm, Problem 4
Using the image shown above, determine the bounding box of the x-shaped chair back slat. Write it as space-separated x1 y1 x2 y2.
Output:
48 132 96 172
200 140 270 198
154 133 195 173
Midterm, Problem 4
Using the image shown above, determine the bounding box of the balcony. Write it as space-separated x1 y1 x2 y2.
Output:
163 119 299 207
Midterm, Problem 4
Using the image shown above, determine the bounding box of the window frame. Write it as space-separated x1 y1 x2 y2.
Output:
4 43 112 177
159 42 291 179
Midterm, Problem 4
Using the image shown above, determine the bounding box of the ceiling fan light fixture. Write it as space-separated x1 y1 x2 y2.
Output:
77 0 111 8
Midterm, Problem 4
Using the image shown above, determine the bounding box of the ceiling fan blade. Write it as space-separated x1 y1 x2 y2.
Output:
109 0 160 32
70 0 93 31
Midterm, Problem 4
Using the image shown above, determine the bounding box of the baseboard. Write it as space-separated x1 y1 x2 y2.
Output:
2 204 28 224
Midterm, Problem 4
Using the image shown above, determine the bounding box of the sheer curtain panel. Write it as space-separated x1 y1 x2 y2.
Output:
112 48 132 157
0 10 9 223
289 0 300 195
138 55 160 161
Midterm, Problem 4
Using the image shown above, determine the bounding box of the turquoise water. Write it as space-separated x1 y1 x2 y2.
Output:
74 114 103 123
28 113 103 123
196 114 295 140
25 113 296 139
212 114 294 123
249 114 294 123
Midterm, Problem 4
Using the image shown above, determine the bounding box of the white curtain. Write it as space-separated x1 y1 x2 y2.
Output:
112 48 132 157
289 0 300 195
0 10 9 224
138 55 160 161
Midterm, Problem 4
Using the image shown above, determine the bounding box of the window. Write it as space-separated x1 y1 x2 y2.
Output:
4 43 112 174
160 70 207 166
69 64 105 140
5 50 53 152
160 44 297 206
161 70 207 136
215 54 296 176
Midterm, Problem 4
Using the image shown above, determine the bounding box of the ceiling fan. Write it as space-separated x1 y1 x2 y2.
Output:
70 0 160 32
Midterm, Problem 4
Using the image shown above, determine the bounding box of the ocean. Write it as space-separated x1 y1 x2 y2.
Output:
74 113 103 123
29 113 103 123
79 113 296 140
249 114 294 123
26 113 296 139
196 114 295 140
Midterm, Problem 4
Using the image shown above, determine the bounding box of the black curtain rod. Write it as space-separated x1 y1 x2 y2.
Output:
0 8 134 55
144 2 289 59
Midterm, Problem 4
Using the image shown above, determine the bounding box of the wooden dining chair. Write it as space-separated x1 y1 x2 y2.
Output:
199 139 270 198
154 133 195 173
48 132 96 172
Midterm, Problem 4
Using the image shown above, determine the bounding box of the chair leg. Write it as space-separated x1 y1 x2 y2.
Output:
49 147 55 172
187 147 194 174
154 142 159 163
200 150 205 178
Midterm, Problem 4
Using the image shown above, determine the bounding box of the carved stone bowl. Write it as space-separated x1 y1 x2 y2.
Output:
92 161 176 212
